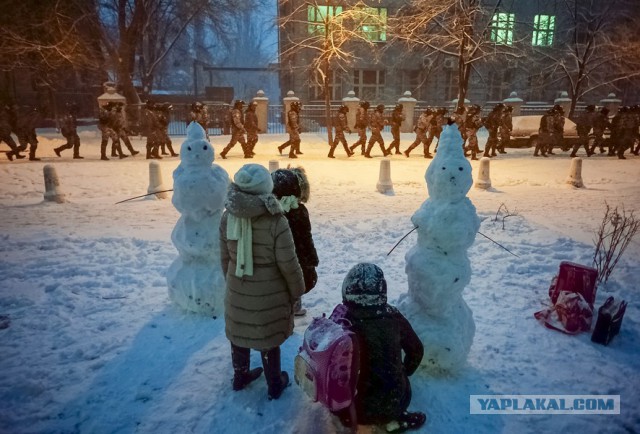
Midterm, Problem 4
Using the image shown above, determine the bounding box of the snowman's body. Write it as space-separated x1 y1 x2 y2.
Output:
167 122 229 316
401 124 480 373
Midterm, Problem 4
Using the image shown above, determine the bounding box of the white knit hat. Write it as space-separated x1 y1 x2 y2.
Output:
233 164 274 195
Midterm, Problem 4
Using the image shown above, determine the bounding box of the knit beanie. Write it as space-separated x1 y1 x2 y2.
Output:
233 164 273 195
342 263 387 307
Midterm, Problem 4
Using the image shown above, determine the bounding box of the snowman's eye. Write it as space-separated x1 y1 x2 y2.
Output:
203 145 208 150
442 167 446 170
188 146 192 151
459 167 463 171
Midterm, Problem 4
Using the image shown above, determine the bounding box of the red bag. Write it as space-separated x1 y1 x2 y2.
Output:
549 261 598 308
535 262 598 335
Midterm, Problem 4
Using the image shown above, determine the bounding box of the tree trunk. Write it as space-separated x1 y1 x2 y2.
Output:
324 60 333 147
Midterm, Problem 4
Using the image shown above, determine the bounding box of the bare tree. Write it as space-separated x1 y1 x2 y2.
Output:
390 0 522 110
530 0 640 117
278 0 384 145
0 1 102 83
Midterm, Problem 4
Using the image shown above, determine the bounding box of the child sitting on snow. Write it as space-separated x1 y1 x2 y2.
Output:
271 167 319 316
337 263 426 432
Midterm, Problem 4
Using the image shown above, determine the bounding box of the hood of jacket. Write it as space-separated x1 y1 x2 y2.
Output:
225 183 282 219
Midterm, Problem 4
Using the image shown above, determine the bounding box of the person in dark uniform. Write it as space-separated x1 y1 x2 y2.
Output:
349 101 370 155
483 103 504 158
570 105 595 158
111 103 139 157
0 104 24 161
431 107 448 153
98 102 125 160
365 104 389 158
498 105 513 154
157 103 178 157
220 100 249 159
387 104 405 155
464 104 483 160
54 103 83 159
144 100 161 159
404 108 434 158
278 101 302 159
328 105 353 158
534 108 554 157
550 104 566 154
15 106 42 161
189 101 210 139
589 107 610 155
245 101 259 157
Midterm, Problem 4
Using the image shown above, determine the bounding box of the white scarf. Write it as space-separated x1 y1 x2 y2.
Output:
226 214 253 277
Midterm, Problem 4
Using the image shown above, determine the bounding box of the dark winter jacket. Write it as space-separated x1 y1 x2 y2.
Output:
343 303 424 425
220 184 305 351
271 168 319 293
391 110 404 128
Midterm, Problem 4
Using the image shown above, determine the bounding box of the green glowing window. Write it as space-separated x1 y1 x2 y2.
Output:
532 15 555 46
358 7 387 42
490 13 515 45
307 5 343 34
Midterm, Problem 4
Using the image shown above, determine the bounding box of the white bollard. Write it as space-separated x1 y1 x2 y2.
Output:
376 158 394 194
474 157 492 189
43 165 66 203
147 160 168 199
566 157 585 188
268 160 279 172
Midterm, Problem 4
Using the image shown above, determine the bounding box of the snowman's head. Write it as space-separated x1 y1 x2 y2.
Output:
180 121 214 167
425 125 472 200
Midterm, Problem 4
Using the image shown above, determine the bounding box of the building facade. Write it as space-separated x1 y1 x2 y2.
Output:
277 0 639 106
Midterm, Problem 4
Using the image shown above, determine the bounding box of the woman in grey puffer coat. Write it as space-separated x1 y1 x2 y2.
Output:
220 164 305 400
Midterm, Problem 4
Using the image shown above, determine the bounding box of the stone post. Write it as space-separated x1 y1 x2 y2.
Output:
269 160 279 173
342 91 360 131
600 93 622 118
376 158 394 194
566 157 585 188
253 90 269 134
503 91 524 116
282 90 299 129
147 160 168 199
43 165 66 203
474 157 492 189
398 91 417 133
554 91 572 116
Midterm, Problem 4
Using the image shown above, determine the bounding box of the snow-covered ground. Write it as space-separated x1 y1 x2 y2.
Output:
0 128 639 434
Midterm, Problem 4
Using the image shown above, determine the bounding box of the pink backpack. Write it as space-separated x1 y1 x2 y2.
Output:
294 304 359 426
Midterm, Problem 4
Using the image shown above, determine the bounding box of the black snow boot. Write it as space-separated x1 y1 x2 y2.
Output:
261 346 289 400
231 343 264 391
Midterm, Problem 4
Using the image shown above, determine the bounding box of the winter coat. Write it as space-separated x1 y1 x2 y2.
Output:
391 110 404 128
231 108 245 133
355 107 369 130
343 303 424 425
271 169 319 293
60 113 77 137
334 112 349 133
575 111 595 137
220 184 305 351
244 109 258 133
370 111 385 133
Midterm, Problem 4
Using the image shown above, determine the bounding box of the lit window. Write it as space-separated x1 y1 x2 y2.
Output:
490 13 515 45
307 5 343 35
357 7 387 42
532 15 555 46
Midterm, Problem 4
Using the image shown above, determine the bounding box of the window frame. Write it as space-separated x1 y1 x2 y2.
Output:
357 7 387 42
307 5 343 35
490 12 516 45
532 14 555 47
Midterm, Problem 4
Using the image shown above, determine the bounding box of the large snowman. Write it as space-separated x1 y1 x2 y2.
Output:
399 122 480 374
167 122 229 317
